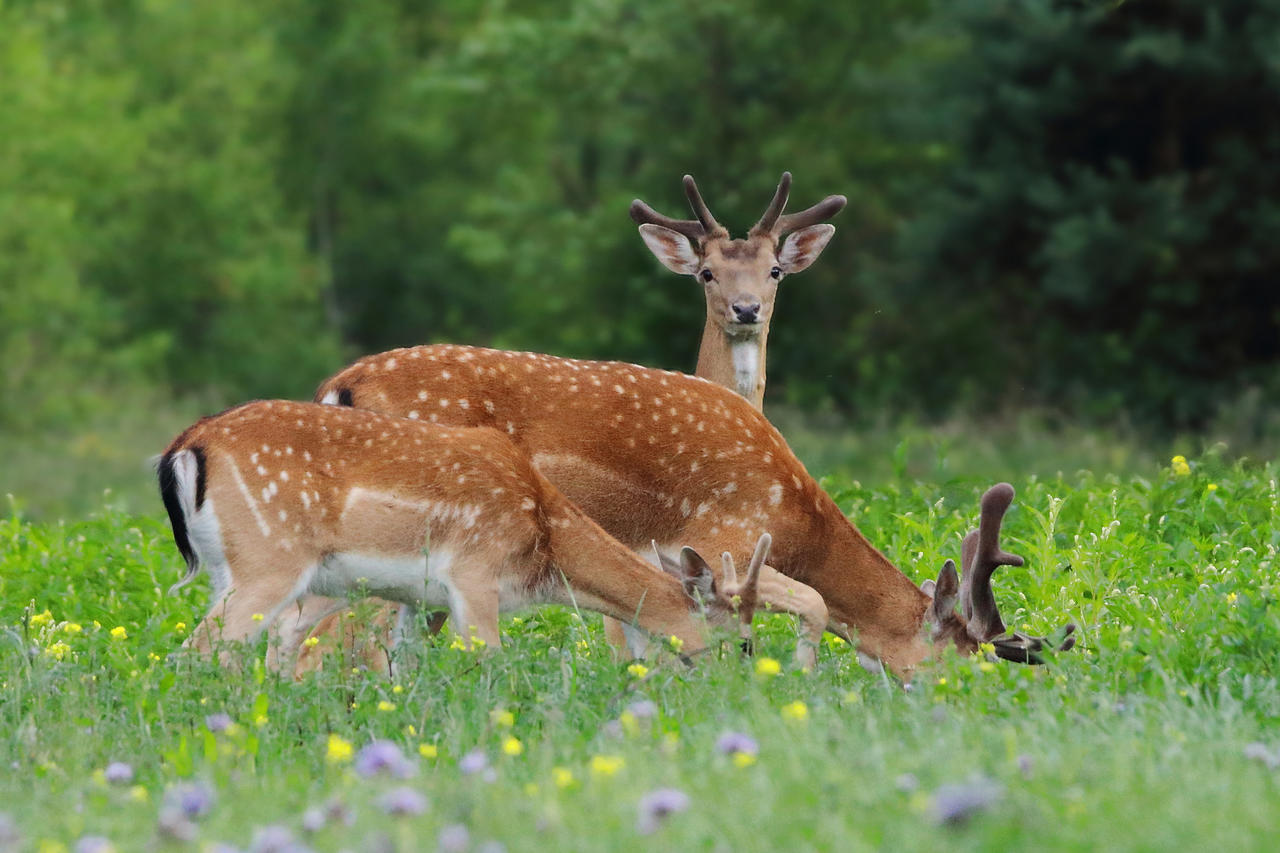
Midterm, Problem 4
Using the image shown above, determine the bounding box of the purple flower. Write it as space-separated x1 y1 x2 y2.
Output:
931 781 1002 825
379 787 428 817
248 824 309 853
438 824 470 852
636 788 690 835
165 782 215 820
458 748 489 776
1017 753 1035 779
0 814 19 847
205 713 233 733
75 836 115 853
156 808 197 843
103 762 133 784
300 807 326 833
626 699 658 720
715 731 759 758
354 740 415 779
1243 742 1280 769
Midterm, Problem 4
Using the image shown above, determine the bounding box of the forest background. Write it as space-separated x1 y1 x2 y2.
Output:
3 0 1278 518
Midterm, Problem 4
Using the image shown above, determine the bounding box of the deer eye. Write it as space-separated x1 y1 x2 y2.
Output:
770 266 782 279
700 269 714 283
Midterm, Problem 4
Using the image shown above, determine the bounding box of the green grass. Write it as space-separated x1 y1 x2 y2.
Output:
2 454 1279 850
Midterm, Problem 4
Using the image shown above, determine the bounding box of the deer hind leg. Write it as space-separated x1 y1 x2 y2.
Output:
187 560 318 666
441 555 502 651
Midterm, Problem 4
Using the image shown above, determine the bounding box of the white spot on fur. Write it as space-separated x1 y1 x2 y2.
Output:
768 483 784 506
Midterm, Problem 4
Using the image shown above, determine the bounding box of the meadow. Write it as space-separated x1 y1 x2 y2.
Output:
2 450 1279 851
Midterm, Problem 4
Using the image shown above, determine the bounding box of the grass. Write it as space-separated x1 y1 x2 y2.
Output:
2 452 1279 850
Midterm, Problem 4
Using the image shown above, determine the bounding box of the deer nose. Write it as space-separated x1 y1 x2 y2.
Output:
732 301 761 323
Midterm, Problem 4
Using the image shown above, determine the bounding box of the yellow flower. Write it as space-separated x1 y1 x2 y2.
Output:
978 642 995 655
253 713 268 728
449 635 468 651
978 661 996 674
755 656 781 677
62 622 83 635
490 709 515 728
732 752 757 768
1171 456 1190 477
780 700 809 722
36 840 69 853
843 690 862 705
303 636 320 648
251 613 264 623
627 663 649 679
45 642 71 661
405 724 417 737
937 677 947 686
392 684 404 694
30 610 53 629
418 743 438 759
502 736 524 757
109 626 128 641
1227 592 1239 605
377 701 397 712
127 785 148 803
172 622 186 635
1207 483 1219 492
325 733 354 765
668 635 684 653
552 766 576 789
589 754 625 778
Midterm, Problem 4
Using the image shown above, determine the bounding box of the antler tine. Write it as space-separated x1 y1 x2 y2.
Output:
750 172 792 236
958 483 1025 641
683 174 727 237
745 532 771 590
629 199 707 243
774 194 848 236
721 551 739 587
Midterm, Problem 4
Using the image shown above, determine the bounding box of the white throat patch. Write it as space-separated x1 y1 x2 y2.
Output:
731 342 760 399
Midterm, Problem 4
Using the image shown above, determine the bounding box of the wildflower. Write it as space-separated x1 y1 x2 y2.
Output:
301 806 326 833
392 684 404 694
155 804 197 843
627 663 649 679
490 709 515 728
1243 742 1280 770
418 743 439 760
552 766 576 789
667 635 684 653
502 737 524 757
74 837 115 853
380 787 428 817
438 824 471 853
103 762 134 785
30 610 53 629
377 701 397 712
205 713 233 734
303 636 320 648
165 782 215 820
63 622 83 635
1207 483 1219 492
978 661 996 674
36 843 68 853
459 748 489 775
45 642 71 661
589 755 625 778
755 657 781 677
636 788 690 835
931 781 1002 825
780 700 809 722
127 786 148 803
1017 754 1034 779
172 622 186 635
251 613 264 623
248 825 297 853
109 627 127 641
1171 455 1190 477
354 740 416 779
715 731 760 762
1227 592 1239 605
325 734 354 765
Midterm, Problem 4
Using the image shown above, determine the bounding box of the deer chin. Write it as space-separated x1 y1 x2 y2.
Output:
723 319 763 338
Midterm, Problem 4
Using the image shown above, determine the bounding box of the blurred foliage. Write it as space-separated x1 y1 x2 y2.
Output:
1 0 1277 440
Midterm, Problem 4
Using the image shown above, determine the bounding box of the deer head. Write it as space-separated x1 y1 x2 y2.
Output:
653 532 769 652
631 173 846 339
922 484 1077 664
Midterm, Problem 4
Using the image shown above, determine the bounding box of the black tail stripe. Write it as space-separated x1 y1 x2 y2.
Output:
158 448 201 571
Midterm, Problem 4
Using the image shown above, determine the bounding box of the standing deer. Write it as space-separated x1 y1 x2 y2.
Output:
313 345 1075 677
630 172 846 409
157 400 764 666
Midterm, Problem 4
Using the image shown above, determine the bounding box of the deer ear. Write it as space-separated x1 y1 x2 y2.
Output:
639 224 701 275
677 546 716 601
929 559 960 623
920 578 937 598
777 224 835 273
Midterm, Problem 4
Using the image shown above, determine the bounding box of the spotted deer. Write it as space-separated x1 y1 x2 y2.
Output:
313 345 1075 677
630 172 845 409
157 400 765 667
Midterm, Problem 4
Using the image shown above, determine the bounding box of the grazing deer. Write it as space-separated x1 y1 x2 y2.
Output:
314 345 1075 676
630 172 845 409
156 400 765 666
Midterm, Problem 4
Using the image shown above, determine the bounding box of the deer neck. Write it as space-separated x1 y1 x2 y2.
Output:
805 493 934 676
696 319 768 410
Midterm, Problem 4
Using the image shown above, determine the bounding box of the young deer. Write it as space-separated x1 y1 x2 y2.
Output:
630 172 845 409
157 400 763 667
314 345 1075 677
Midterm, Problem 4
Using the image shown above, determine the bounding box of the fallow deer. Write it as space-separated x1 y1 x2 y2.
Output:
630 172 846 409
157 400 764 667
313 345 1075 677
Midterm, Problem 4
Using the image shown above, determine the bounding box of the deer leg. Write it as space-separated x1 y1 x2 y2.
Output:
444 567 502 650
